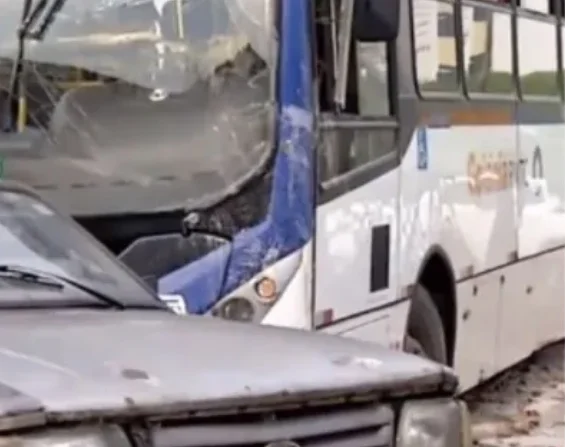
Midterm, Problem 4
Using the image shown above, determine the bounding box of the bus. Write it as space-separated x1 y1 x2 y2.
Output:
0 0 563 391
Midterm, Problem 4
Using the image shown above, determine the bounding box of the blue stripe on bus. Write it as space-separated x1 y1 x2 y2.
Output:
158 1 315 314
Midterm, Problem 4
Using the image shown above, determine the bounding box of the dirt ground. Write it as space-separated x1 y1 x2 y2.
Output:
465 342 564 447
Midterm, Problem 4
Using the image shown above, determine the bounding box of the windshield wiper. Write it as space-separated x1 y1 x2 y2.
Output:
3 0 67 132
0 264 63 289
0 265 126 309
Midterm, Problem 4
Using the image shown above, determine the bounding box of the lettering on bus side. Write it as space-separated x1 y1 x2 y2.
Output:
467 151 526 197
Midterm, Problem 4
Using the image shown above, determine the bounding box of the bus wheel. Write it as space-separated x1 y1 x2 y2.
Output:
404 285 447 364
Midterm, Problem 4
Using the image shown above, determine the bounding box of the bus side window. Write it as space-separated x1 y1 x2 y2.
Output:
520 0 549 13
412 0 459 94
517 14 559 98
356 42 390 115
549 0 564 16
561 22 565 93
462 2 515 95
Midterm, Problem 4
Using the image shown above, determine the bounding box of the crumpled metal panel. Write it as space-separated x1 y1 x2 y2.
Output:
159 1 315 314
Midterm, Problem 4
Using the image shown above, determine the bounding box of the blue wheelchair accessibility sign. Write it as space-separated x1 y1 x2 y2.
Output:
417 128 428 171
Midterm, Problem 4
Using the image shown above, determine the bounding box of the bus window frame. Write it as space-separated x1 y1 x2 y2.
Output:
334 0 355 109
460 0 518 101
317 115 399 202
555 0 565 99
315 0 401 199
409 0 465 99
515 5 563 102
318 0 399 119
408 0 565 103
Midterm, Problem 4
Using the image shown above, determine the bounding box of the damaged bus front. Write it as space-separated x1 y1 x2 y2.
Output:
0 0 316 323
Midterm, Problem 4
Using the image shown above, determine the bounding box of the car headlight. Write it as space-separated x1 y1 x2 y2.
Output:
397 399 472 447
9 426 129 447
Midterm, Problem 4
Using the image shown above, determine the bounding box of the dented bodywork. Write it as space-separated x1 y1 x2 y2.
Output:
0 309 457 430
0 0 315 316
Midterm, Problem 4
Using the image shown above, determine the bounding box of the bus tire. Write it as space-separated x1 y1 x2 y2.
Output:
404 285 447 364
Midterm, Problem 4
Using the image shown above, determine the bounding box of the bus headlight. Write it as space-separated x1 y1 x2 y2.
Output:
397 399 472 447
209 250 302 323
214 296 255 322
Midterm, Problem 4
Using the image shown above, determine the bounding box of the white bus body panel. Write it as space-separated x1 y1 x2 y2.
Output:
315 167 402 334
313 122 565 391
262 243 313 330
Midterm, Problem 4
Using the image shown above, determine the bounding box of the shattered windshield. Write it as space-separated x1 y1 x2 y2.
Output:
0 0 275 215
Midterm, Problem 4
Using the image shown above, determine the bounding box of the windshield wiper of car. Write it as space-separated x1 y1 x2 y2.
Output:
0 264 126 309
3 0 67 132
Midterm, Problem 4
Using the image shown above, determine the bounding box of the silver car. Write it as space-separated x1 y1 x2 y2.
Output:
0 181 471 447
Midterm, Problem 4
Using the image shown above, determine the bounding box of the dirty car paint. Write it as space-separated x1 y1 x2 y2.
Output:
0 310 456 425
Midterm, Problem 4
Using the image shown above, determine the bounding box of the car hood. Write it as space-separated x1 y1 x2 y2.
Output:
0 309 456 426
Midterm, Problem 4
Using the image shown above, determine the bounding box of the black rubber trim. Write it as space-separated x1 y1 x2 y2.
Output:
369 225 390 292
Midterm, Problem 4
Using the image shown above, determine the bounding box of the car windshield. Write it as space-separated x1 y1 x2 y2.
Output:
0 0 275 215
0 187 161 306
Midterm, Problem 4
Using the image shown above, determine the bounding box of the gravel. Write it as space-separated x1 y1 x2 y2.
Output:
465 341 564 447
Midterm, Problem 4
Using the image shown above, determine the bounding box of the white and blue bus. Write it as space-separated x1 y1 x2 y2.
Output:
0 0 564 390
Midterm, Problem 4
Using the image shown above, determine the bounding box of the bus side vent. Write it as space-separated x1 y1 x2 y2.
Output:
370 225 390 292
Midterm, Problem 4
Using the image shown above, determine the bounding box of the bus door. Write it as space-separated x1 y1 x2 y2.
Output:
313 0 401 344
